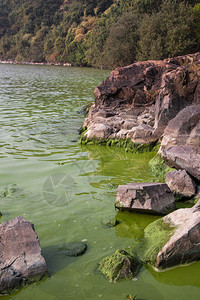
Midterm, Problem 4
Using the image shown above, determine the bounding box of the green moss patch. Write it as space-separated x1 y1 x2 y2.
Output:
149 154 174 182
98 249 142 282
80 136 158 153
139 218 175 265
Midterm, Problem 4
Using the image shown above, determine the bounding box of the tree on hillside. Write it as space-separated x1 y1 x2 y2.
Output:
137 1 197 60
101 12 139 68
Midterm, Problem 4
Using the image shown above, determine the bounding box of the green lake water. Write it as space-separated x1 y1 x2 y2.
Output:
0 63 200 300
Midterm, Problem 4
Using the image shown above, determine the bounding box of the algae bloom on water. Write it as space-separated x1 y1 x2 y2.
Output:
98 249 142 282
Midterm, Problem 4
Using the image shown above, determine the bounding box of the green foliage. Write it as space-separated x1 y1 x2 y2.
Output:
101 12 139 68
1 0 200 65
137 1 197 61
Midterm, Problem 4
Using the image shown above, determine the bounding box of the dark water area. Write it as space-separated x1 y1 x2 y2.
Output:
0 63 200 300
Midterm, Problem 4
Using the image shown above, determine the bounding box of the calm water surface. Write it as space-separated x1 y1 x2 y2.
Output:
0 64 200 300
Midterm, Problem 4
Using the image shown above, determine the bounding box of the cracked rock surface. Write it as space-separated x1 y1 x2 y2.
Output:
0 216 48 295
115 182 175 215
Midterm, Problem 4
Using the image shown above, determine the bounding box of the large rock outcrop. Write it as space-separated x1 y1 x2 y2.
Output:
83 53 200 144
160 104 200 181
0 216 48 295
140 201 200 269
116 182 175 215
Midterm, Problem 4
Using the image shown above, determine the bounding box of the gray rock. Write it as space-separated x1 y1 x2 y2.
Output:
0 216 47 295
115 182 175 215
166 170 196 197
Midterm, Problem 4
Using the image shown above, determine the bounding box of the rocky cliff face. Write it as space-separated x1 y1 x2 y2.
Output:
83 53 200 145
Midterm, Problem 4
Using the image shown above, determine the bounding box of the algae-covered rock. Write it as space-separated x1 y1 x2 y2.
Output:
139 218 175 266
98 249 142 282
139 201 200 269
2 184 22 197
80 136 158 153
101 218 121 228
59 242 87 257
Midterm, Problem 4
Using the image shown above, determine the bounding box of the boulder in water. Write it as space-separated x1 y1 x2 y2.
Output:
98 249 142 282
0 216 48 295
116 182 175 215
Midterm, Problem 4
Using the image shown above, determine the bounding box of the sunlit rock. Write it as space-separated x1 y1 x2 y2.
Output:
0 217 47 295
116 182 175 215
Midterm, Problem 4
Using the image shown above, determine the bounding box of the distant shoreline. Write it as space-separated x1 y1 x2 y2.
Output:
0 60 72 67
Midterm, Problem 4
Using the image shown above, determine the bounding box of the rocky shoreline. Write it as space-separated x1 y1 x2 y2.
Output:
81 52 200 279
81 52 200 196
1 53 200 293
0 59 71 67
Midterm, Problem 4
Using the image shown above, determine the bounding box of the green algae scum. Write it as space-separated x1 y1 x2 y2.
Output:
1 63 200 299
139 219 175 265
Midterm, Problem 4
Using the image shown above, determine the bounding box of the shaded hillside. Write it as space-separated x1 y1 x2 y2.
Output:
1 0 200 68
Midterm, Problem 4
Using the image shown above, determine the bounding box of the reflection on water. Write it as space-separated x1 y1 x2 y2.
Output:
1 64 200 300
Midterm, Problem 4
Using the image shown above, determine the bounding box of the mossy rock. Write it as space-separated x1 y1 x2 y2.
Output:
149 154 174 182
78 126 87 135
138 218 175 265
59 242 87 257
98 249 142 282
101 218 121 228
80 136 158 154
78 102 93 117
2 184 22 197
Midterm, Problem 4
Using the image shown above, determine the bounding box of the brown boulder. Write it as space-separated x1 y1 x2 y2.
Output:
115 182 175 215
161 104 200 151
166 170 196 197
156 201 200 269
83 53 200 144
160 104 200 181
0 217 48 295
140 201 200 269
162 145 200 181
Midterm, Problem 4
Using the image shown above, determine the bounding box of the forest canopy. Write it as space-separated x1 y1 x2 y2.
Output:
1 0 200 68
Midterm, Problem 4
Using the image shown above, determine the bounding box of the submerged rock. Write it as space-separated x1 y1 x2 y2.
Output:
98 249 142 282
140 201 200 269
0 216 47 295
101 218 121 228
2 184 22 197
59 242 87 257
166 170 196 197
116 182 175 215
